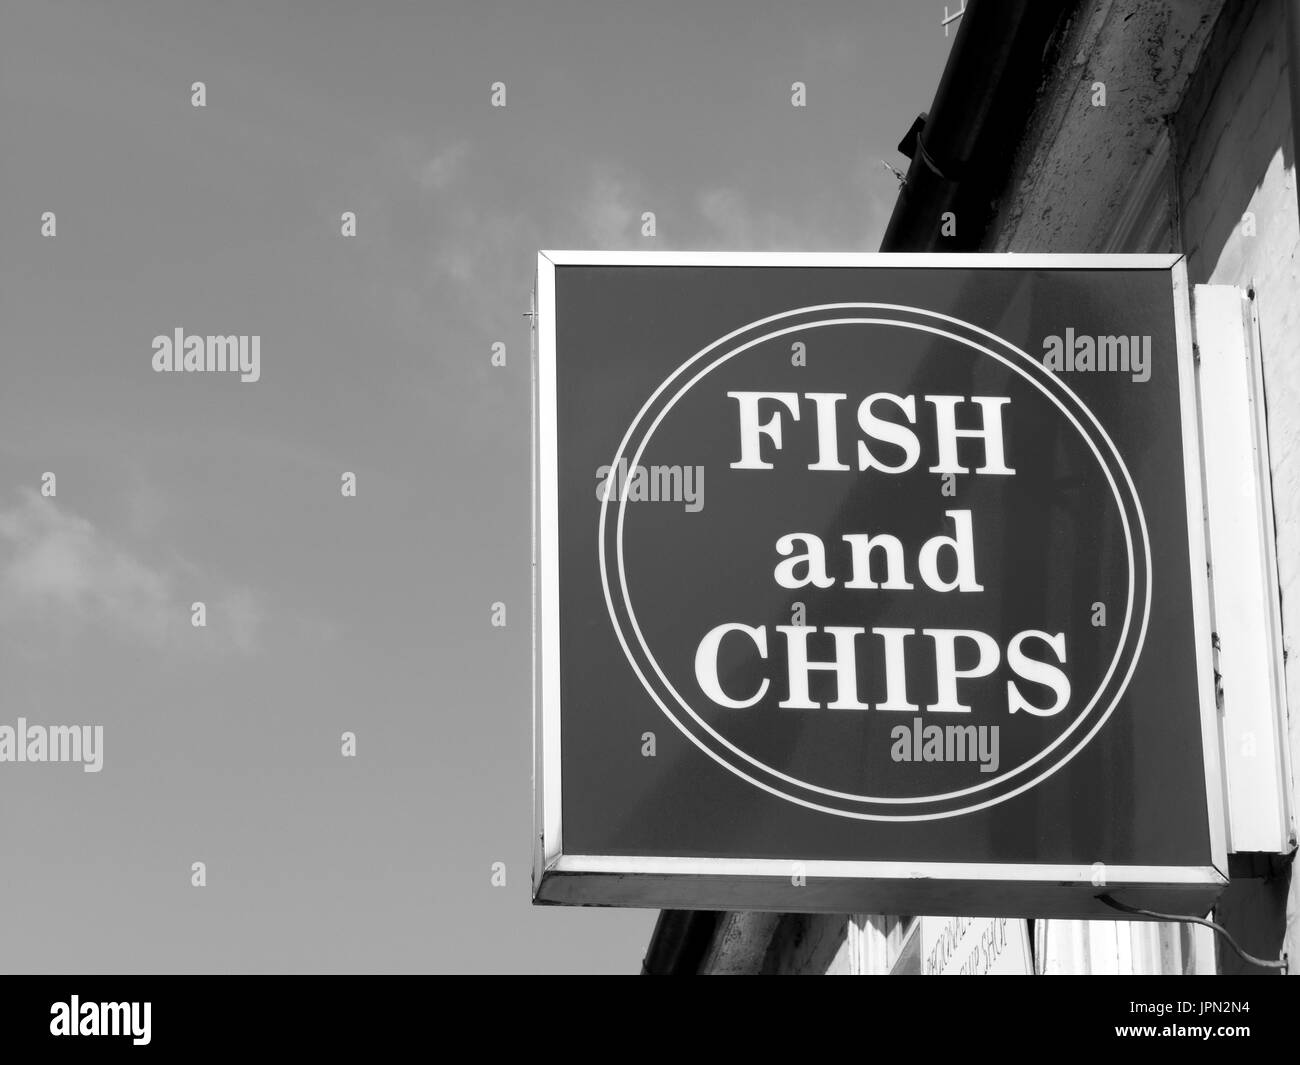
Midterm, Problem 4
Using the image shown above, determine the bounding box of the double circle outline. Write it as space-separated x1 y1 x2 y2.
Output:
598 303 1152 820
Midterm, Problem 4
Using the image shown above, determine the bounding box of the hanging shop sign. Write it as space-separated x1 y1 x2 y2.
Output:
532 252 1225 917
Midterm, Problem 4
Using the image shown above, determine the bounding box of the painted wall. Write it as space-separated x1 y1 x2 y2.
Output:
981 0 1296 975
695 0 1298 975
1173 0 1300 971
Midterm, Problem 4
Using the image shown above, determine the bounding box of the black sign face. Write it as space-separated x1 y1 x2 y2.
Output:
533 254 1225 917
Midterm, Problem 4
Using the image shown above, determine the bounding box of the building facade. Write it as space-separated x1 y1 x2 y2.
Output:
645 0 1299 975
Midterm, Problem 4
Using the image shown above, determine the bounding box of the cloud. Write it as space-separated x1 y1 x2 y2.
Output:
694 186 813 248
124 473 169 539
694 153 898 251
580 169 649 245
572 152 896 253
0 489 262 655
417 141 470 193
346 134 537 339
215 586 263 656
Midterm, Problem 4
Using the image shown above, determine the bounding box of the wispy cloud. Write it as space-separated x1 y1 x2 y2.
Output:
0 489 262 655
417 140 470 194
347 134 537 339
573 154 896 252
579 168 650 245
694 186 814 248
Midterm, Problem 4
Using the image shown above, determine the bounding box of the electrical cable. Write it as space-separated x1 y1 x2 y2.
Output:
1098 894 1288 973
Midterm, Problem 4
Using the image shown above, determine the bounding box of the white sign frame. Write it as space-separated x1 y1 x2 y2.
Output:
532 251 1228 916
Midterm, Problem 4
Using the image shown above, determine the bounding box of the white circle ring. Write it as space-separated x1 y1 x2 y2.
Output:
598 303 1152 820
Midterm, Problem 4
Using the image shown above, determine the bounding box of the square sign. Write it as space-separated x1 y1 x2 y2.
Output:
531 252 1226 918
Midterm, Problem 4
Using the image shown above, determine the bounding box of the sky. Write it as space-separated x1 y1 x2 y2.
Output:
0 0 951 973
